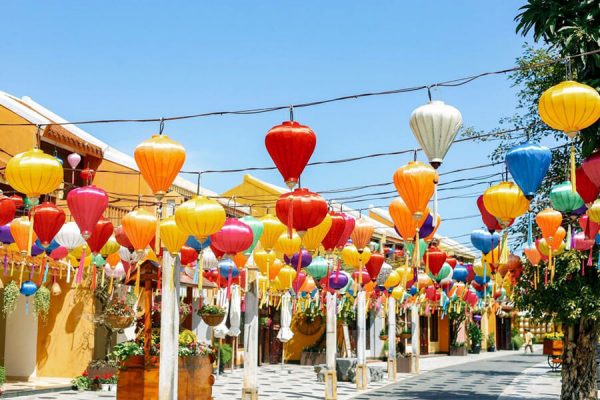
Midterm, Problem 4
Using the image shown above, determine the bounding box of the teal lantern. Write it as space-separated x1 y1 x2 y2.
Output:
305 256 329 280
405 239 427 260
550 181 584 214
240 216 264 256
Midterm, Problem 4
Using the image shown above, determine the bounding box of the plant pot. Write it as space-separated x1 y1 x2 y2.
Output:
396 354 417 373
400 333 411 340
487 346 496 352
101 384 110 391
379 335 388 341
122 355 145 369
109 384 117 391
201 313 225 327
469 343 481 354
300 351 326 365
449 346 468 356
105 313 134 329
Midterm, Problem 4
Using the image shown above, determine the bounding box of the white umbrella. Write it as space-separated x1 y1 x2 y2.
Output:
213 288 230 339
227 285 241 337
277 292 294 372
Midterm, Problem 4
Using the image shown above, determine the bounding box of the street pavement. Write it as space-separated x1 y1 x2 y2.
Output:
9 347 562 399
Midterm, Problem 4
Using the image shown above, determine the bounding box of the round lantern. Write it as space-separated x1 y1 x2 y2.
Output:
321 212 347 252
115 225 134 250
54 221 85 250
10 195 23 210
86 217 114 254
32 202 65 247
550 181 584 214
409 100 462 169
284 249 313 269
122 209 157 254
341 245 371 268
301 213 332 253
575 167 600 205
573 231 595 251
20 281 38 297
477 195 504 232
275 188 328 236
175 196 226 240
329 270 349 290
277 265 297 289
10 216 36 255
588 200 600 223
265 120 317 189
336 213 356 250
538 81 600 138
259 214 286 252
160 216 188 256
537 238 565 257
582 151 600 189
210 218 254 256
100 236 120 258
5 149 63 202
67 185 108 239
180 246 198 265
365 253 384 282
482 182 529 226
0 197 17 226
305 256 329 280
275 231 301 258
453 264 468 283
393 161 436 220
240 216 264 256
505 142 552 199
535 208 563 240
523 246 542 266
134 134 186 200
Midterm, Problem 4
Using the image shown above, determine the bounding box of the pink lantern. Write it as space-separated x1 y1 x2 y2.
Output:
210 218 253 256
50 246 68 261
67 153 82 183
578 215 600 239
66 185 108 239
582 151 600 188
573 231 595 251
351 269 371 284
292 270 307 293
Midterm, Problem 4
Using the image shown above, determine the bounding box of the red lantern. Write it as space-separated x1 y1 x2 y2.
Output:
210 243 225 260
336 213 355 250
575 167 599 205
477 195 502 232
275 188 328 235
32 202 65 247
115 225 133 250
10 195 23 209
67 185 108 239
365 253 384 281
180 246 198 266
210 218 254 256
351 269 371 284
292 270 307 293
0 196 17 226
425 285 440 302
445 257 457 269
321 212 347 252
507 254 522 272
423 246 447 275
582 150 600 189
80 168 96 183
265 121 317 189
86 217 114 254
579 215 600 239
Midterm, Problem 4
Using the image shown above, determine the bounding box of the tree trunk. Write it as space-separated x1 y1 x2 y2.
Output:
561 319 598 400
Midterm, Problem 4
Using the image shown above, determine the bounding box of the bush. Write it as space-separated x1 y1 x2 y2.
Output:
512 335 524 350
0 365 5 386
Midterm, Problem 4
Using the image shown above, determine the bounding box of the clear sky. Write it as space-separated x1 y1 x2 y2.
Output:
1 1 532 249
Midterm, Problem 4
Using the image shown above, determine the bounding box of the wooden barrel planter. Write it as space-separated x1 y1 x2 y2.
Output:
117 355 214 400
543 339 563 356
400 332 412 340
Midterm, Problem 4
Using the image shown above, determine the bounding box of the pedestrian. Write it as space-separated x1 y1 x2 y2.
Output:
524 329 534 353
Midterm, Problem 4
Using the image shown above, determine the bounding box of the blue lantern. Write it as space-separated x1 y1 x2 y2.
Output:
505 142 551 200
470 229 499 254
452 264 468 283
218 258 239 279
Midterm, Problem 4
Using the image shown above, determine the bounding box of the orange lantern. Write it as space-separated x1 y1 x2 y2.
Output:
233 252 248 269
160 216 188 255
301 213 332 253
259 214 286 252
122 209 157 254
535 208 562 241
549 226 566 250
175 196 226 240
393 161 436 220
350 218 374 251
134 134 186 200
482 182 530 227
10 217 36 255
388 197 429 241
523 246 542 266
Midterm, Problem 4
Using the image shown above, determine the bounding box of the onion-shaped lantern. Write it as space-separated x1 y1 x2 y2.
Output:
275 188 328 236
305 256 328 280
393 161 436 220
575 166 600 206
535 208 562 241
258 214 286 252
0 197 17 226
54 221 85 250
275 231 301 258
5 149 63 203
240 216 264 256
31 202 65 247
86 217 114 254
122 209 157 254
67 185 108 239
505 142 551 199
265 120 317 189
582 151 600 190
175 196 226 240
301 213 332 253
10 216 36 255
210 218 254 256
549 181 584 214
409 100 462 169
350 217 374 252
482 182 529 227
134 134 186 200
160 216 188 256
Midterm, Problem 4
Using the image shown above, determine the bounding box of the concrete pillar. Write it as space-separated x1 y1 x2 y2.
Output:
387 297 396 380
159 253 180 399
411 303 420 373
356 290 367 389
325 292 337 399
242 269 259 399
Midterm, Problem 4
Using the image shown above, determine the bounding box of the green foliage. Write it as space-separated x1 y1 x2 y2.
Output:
338 298 356 324
514 251 600 325
512 335 525 350
379 326 387 338
71 374 91 391
109 341 143 363
3 281 19 316
301 304 324 323
467 323 483 346
0 365 5 386
487 333 496 347
178 329 197 346
198 304 226 316
448 299 469 345
33 285 51 321
216 343 232 366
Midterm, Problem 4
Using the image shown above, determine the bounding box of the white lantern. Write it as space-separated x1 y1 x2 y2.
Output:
54 221 86 250
409 100 462 169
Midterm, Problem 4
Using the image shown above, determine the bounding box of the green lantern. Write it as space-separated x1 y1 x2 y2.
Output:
550 181 584 213
240 216 264 256
305 256 329 280
404 239 427 260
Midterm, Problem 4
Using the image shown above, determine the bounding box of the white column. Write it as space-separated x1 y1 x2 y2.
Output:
326 292 337 370
242 269 259 397
159 253 180 399
388 297 396 359
411 303 420 373
357 291 366 365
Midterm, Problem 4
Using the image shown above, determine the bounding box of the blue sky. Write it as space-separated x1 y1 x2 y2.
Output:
1 1 532 247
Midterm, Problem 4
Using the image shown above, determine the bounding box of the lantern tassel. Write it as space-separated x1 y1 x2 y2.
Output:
19 262 25 286
66 259 71 283
171 257 176 291
3 255 7 276
76 246 87 284
266 256 270 290
91 265 97 290
135 263 141 295
570 142 576 192
566 223 572 250
109 276 114 295
527 213 533 248
197 252 204 291
42 260 49 284
193 260 199 285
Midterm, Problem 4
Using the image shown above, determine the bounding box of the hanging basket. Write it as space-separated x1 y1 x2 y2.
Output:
105 313 134 330
201 313 225 327
295 316 323 336
400 332 412 340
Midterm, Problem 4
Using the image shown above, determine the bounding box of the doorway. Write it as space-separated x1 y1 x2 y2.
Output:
419 316 429 355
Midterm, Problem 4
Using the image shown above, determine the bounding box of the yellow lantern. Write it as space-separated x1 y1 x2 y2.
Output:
482 182 530 226
384 269 401 289
301 213 332 253
175 196 226 240
474 258 493 277
134 134 186 200
270 276 285 291
588 199 600 223
10 216 35 255
537 238 566 257
275 231 301 257
277 265 297 289
160 216 188 255
538 81 600 139
5 149 63 202
391 286 405 301
254 249 277 274
341 245 371 268
397 265 414 283
258 273 269 292
122 209 157 253
100 236 121 258
259 214 286 252
417 272 433 288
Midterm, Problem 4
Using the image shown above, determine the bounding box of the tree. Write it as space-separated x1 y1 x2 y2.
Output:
465 1 600 399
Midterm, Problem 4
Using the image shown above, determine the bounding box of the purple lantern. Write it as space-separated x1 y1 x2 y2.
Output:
418 214 435 239
328 270 349 290
0 225 14 244
284 249 312 268
31 242 44 257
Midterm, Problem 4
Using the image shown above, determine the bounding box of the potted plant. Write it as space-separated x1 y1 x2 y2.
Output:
104 299 135 330
107 373 118 392
109 341 144 368
259 316 272 328
71 371 91 391
449 341 468 356
379 326 388 341
468 323 483 354
86 359 118 381
3 281 19 316
296 305 324 336
300 335 327 365
399 329 412 340
33 285 51 321
448 299 468 355
487 333 496 352
198 304 226 327
542 332 564 355
99 374 112 391
0 365 6 396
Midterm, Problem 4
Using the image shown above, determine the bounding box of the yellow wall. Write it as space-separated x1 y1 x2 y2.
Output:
0 107 39 169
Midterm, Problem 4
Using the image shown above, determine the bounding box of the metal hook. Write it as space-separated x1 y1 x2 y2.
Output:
159 118 165 135
289 105 294 122
413 149 418 162
427 86 432 102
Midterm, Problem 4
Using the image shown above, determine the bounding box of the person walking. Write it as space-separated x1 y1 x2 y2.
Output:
524 329 534 353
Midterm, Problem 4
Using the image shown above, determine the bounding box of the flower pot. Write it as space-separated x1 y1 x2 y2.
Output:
449 346 468 356
379 335 388 341
105 313 134 329
400 332 411 340
109 384 117 391
101 384 110 391
469 343 481 354
201 313 225 327
396 354 417 373
487 346 496 352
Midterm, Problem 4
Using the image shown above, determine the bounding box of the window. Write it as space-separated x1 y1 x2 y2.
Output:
430 311 439 342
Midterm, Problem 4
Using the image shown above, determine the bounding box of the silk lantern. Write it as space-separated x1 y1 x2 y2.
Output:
10 216 36 255
285 249 313 269
575 166 600 205
265 120 317 189
389 197 418 241
254 250 277 276
86 217 114 254
341 245 371 268
277 265 297 289
180 246 198 265
589 200 600 223
55 221 86 250
321 212 347 252
335 213 356 250
350 218 374 252
505 142 552 199
160 216 188 255
329 270 349 290
175 196 226 240
259 214 286 252
115 225 134 250
536 208 563 240
423 246 447 275
582 151 600 190
67 185 108 239
275 231 301 257
301 213 332 253
0 197 17 226
483 182 529 227
210 218 254 256
409 100 462 169
305 256 329 280
523 246 542 266
32 202 65 247
122 209 157 254
5 148 63 202
100 236 120 258
67 153 81 183
477 195 503 232
134 134 186 200
550 181 584 214
275 188 328 236
579 215 600 239
537 238 565 257
393 161 436 220
573 231 595 251
365 253 384 282
10 195 23 210
240 216 264 256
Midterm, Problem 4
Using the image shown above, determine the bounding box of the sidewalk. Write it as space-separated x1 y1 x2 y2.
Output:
498 358 561 400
